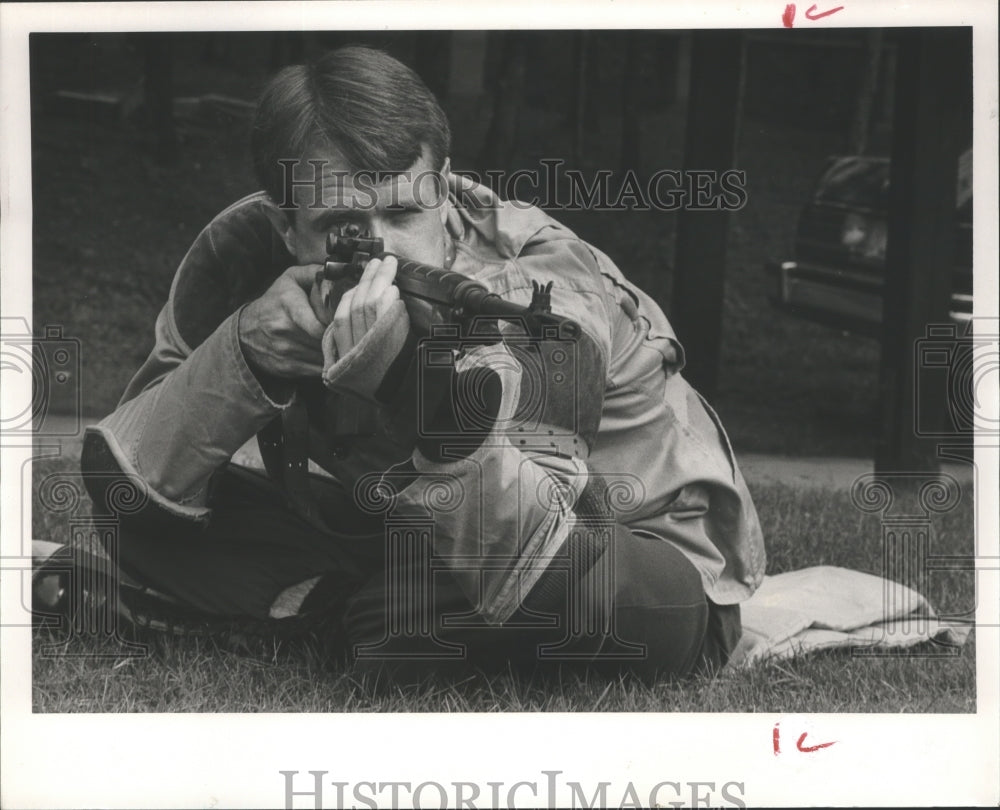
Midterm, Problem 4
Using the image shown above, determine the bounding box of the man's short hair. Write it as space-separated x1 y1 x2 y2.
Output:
251 45 452 205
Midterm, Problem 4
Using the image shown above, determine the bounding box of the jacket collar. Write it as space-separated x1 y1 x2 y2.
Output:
446 173 565 260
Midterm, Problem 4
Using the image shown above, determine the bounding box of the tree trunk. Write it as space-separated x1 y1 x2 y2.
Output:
619 33 642 174
447 32 488 99
142 34 176 165
477 32 528 172
849 29 884 154
671 31 744 399
875 28 965 471
675 32 693 107
571 31 594 166
414 32 452 103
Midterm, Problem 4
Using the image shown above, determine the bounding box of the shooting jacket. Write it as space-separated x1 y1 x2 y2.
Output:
84 176 765 621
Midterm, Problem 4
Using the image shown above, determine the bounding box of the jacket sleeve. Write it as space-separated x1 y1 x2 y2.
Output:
82 209 293 522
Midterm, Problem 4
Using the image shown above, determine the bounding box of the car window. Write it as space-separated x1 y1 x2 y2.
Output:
814 157 890 209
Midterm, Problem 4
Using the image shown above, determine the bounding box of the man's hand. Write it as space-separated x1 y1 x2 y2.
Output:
330 255 402 357
320 255 413 402
238 264 326 379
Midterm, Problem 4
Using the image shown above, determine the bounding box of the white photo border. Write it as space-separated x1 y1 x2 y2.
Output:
2 2 998 808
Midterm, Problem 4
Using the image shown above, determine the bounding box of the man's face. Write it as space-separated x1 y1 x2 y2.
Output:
275 145 451 267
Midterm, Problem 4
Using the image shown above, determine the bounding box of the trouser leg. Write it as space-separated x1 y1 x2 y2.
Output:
104 467 741 679
343 524 741 683
105 465 385 619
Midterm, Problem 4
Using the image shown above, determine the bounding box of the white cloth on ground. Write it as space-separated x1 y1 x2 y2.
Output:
726 565 972 669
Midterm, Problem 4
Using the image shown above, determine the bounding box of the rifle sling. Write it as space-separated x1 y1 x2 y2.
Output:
257 399 364 581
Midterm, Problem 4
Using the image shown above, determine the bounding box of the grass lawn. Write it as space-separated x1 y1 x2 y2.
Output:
32 454 976 713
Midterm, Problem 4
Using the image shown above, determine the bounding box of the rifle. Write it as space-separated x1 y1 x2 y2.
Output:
317 223 581 341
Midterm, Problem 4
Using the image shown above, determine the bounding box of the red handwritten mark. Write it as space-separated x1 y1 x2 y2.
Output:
773 723 837 755
804 3 844 20
796 732 837 753
782 3 796 27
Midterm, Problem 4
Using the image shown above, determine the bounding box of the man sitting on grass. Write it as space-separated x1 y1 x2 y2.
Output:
80 45 764 683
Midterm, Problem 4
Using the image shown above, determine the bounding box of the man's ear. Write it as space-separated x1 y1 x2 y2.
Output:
438 157 453 226
262 198 299 257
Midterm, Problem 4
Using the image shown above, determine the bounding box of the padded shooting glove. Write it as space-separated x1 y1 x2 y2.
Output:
316 254 419 403
319 297 414 403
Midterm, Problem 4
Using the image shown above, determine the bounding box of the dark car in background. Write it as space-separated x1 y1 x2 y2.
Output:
767 150 973 338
